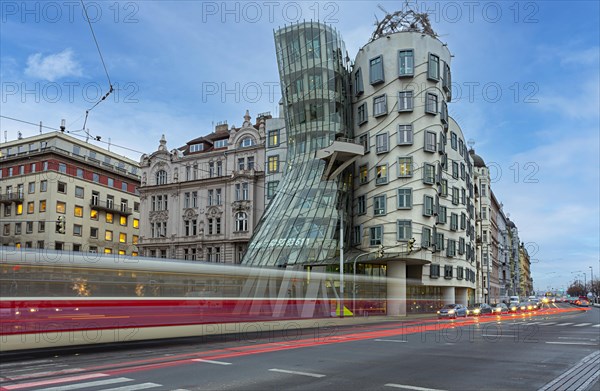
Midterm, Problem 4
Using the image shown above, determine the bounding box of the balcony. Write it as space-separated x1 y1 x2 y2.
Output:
90 199 132 215
0 192 24 204
316 138 364 180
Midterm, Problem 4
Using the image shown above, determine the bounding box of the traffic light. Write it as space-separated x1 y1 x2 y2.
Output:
408 238 416 253
377 244 384 258
56 216 66 234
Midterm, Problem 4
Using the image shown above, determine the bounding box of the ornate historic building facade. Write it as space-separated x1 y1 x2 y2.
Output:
137 112 269 263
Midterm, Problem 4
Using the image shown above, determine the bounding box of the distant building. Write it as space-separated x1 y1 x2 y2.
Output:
0 131 141 255
519 242 533 296
471 148 492 303
137 111 269 263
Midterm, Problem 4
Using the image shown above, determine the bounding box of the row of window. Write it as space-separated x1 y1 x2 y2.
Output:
149 211 250 239
357 91 447 126
355 50 451 96
8 241 138 255
2 221 138 243
429 264 476 282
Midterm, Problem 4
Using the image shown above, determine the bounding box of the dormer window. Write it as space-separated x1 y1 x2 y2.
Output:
190 144 204 153
214 139 228 149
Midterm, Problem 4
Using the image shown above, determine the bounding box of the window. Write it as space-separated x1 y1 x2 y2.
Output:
239 137 255 148
74 205 83 217
267 155 279 173
105 230 113 241
423 163 435 184
398 91 413 112
425 93 438 115
40 180 47 192
447 239 456 257
430 264 440 278
107 178 114 188
369 225 383 246
235 183 249 201
398 157 413 177
268 130 279 147
352 225 363 245
437 206 447 224
74 186 84 198
28 182 35 193
26 221 33 234
77 168 84 178
441 179 448 197
247 156 255 170
357 103 368 125
56 201 66 214
369 55 384 84
398 125 413 145
16 203 23 215
89 227 98 238
450 213 458 231
267 181 279 199
120 216 127 226
443 62 452 95
424 131 437 153
459 238 465 255
73 224 82 236
38 221 45 232
359 165 368 185
57 182 66 193
397 220 412 241
93 173 99 183
423 195 434 216
354 68 364 96
216 189 222 205
119 233 127 243
155 170 167 185
190 143 204 152
376 133 389 154
373 95 387 117
444 265 453 279
375 164 388 185
357 195 366 215
460 163 466 180
436 233 445 252
452 161 459 179
3 224 9 236
451 132 458 150
15 222 22 235
452 187 459 205
373 195 386 216
214 139 227 149
27 202 34 214
238 158 245 171
235 212 248 231
398 49 414 77
428 53 440 81
358 133 370 153
397 188 412 209
38 200 46 212
106 212 113 224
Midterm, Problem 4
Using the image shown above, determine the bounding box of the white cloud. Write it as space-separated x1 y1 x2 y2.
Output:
25 49 82 82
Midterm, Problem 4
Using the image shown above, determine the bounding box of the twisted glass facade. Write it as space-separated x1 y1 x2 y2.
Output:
243 22 352 267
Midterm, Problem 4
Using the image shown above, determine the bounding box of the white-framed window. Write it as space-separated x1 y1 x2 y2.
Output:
373 195 386 216
239 137 255 148
398 49 414 77
397 125 413 145
155 170 167 185
397 188 412 209
398 157 413 177
369 225 383 246
398 91 413 112
235 212 248 231
375 132 389 154
369 55 384 84
190 143 204 153
214 139 227 149
373 94 387 117
357 102 368 125
397 220 412 241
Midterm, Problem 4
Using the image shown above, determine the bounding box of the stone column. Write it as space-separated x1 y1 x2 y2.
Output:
387 262 406 316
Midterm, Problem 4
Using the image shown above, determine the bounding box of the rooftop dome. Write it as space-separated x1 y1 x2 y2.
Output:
469 148 486 167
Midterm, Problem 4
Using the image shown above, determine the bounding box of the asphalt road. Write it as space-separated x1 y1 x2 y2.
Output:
1 304 599 391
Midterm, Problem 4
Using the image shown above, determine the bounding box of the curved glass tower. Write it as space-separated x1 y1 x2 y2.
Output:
243 22 354 267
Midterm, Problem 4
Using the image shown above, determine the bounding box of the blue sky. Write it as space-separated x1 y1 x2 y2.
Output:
1 1 598 292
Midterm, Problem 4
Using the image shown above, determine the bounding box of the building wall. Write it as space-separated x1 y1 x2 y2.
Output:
351 31 477 306
137 113 267 263
0 132 141 255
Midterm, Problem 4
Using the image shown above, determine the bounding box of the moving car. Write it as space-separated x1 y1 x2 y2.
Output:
492 303 509 314
437 304 468 319
467 303 492 316
508 302 520 313
518 301 536 312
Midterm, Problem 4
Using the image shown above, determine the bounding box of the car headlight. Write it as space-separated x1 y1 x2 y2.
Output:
448 310 455 314
474 309 480 314
437 311 440 314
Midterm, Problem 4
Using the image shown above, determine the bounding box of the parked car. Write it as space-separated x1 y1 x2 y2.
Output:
467 303 493 316
437 304 468 319
492 303 509 314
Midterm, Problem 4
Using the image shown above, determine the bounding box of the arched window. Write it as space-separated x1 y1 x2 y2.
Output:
239 137 255 148
155 170 167 185
235 212 248 232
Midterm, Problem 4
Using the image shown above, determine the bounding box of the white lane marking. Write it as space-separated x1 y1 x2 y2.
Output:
546 341 599 346
526 322 540 325
385 383 448 391
6 368 87 381
593 324 600 328
39 377 133 391
375 339 407 343
2 373 109 390
99 383 162 391
269 368 326 378
481 335 515 338
573 323 592 327
555 323 573 326
191 359 232 366
558 337 596 341
0 360 53 369
538 322 556 326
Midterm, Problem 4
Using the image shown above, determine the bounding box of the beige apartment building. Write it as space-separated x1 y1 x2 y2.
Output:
137 111 269 263
0 131 141 255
